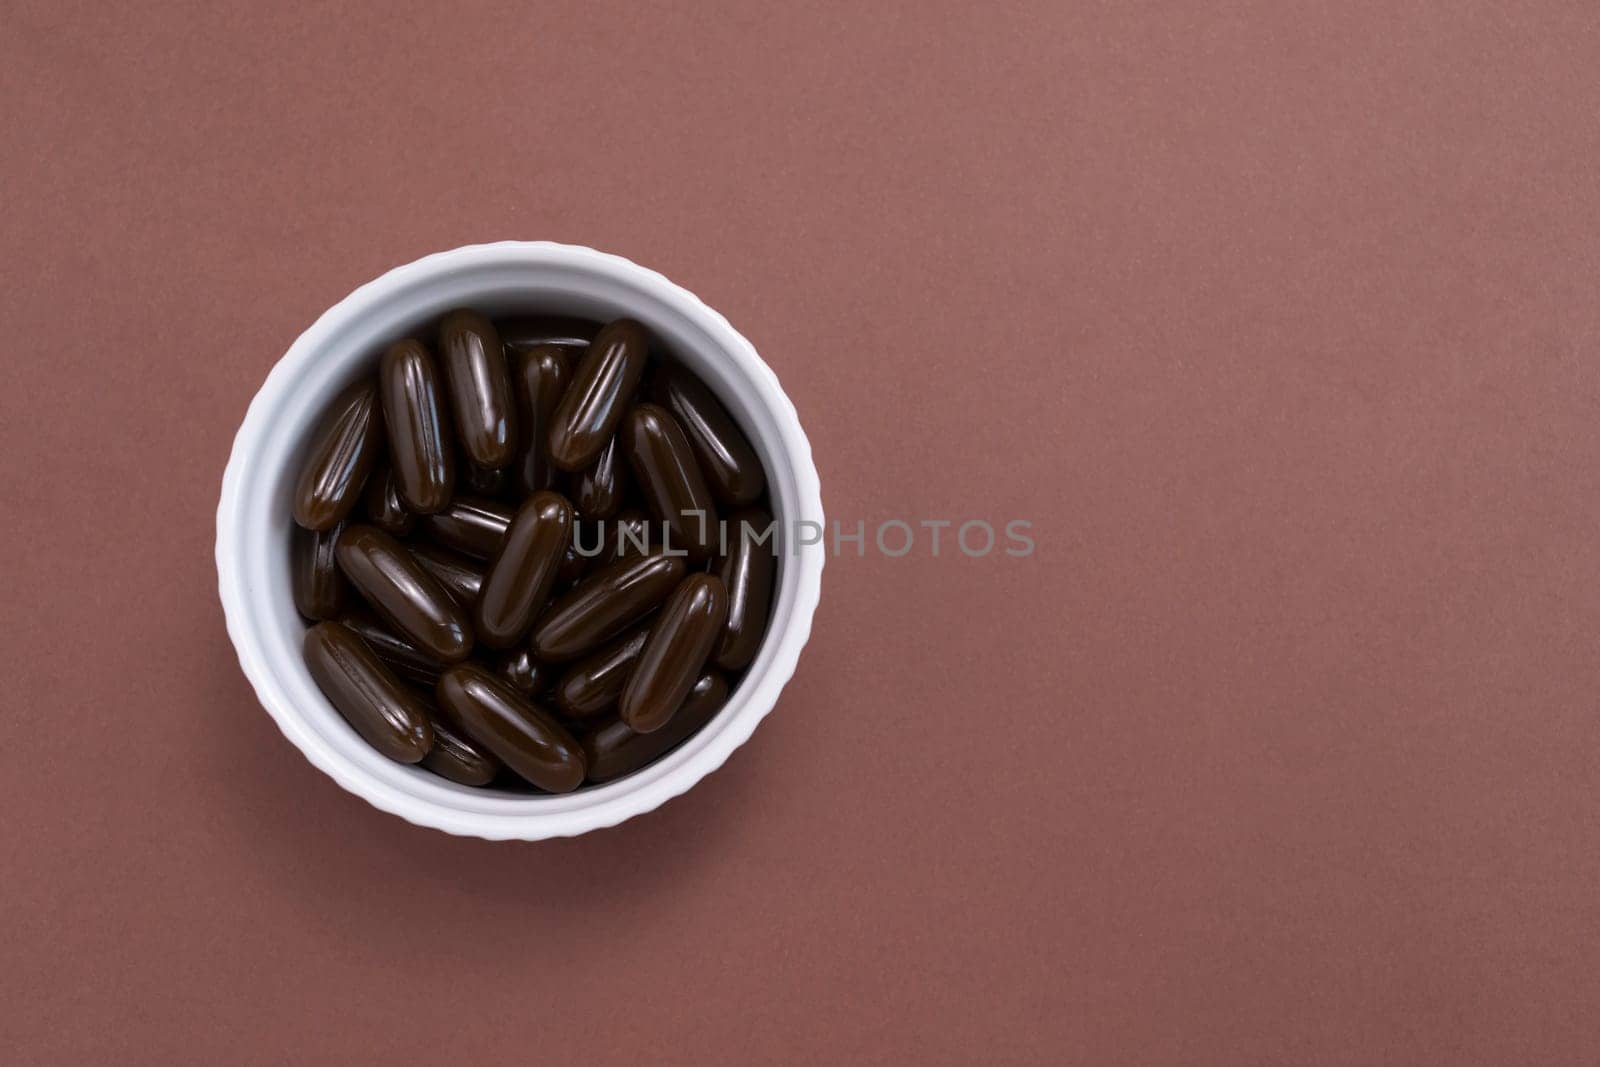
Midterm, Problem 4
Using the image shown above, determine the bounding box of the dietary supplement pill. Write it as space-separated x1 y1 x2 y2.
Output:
531 552 688 662
379 339 454 514
335 524 474 663
547 318 649 471
292 379 384 531
620 573 729 733
583 670 729 783
436 664 585 792
438 310 516 469
304 621 434 763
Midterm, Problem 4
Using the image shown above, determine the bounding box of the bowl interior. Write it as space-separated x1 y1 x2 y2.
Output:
220 246 817 833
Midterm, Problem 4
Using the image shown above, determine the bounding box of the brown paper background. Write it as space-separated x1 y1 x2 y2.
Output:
5 2 1600 1064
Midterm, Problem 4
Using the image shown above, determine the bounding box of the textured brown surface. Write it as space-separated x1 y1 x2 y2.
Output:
5 3 1600 1064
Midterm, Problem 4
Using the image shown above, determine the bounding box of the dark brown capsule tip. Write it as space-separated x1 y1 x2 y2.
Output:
291 521 348 621
439 309 516 469
583 670 729 783
573 434 625 519
475 491 573 649
621 573 730 733
292 378 384 531
511 344 572 497
379 339 455 514
621 403 719 562
547 318 650 472
553 627 651 720
416 496 513 559
435 664 586 793
303 621 434 763
334 524 475 663
715 507 778 671
362 465 415 536
652 365 766 506
531 552 689 662
421 709 502 787
407 541 485 610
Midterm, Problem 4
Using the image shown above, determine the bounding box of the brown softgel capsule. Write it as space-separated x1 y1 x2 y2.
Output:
379 339 454 514
304 621 434 763
531 552 688 662
553 627 650 720
417 496 511 559
362 465 415 536
291 521 347 621
292 378 384 531
419 701 502 786
622 402 719 561
435 664 586 792
407 542 485 609
714 507 777 670
652 364 766 506
547 318 649 471
475 491 573 649
584 670 729 783
510 344 571 496
335 524 474 663
438 310 516 469
620 573 729 733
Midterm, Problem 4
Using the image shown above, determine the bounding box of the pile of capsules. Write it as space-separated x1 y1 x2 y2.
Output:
290 312 775 793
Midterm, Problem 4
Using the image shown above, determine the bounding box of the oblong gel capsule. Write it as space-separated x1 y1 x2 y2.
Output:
420 699 502 786
547 318 649 471
510 344 571 496
475 491 573 649
304 621 434 763
574 434 625 519
622 403 719 562
554 627 649 720
291 521 347 621
463 461 510 497
438 309 516 469
499 315 600 353
335 524 474 663
379 338 455 514
715 507 777 670
531 552 687 662
337 609 447 686
497 647 557 698
620 573 729 733
584 670 729 783
417 496 512 559
652 365 765 506
362 465 415 536
292 378 383 531
407 542 485 609
435 664 585 792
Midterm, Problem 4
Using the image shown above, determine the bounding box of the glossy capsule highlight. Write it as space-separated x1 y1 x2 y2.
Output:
475 491 573 649
292 378 383 531
621 573 729 733
304 621 434 763
622 403 719 562
439 310 516 469
379 339 454 513
435 664 586 792
532 552 687 662
499 315 600 353
335 524 474 663
574 434 625 519
584 670 729 783
547 318 649 471
408 542 485 609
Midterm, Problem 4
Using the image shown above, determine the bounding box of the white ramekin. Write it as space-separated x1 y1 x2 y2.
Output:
216 242 824 840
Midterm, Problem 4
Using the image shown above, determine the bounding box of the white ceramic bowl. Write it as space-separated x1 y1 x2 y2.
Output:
216 242 824 840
